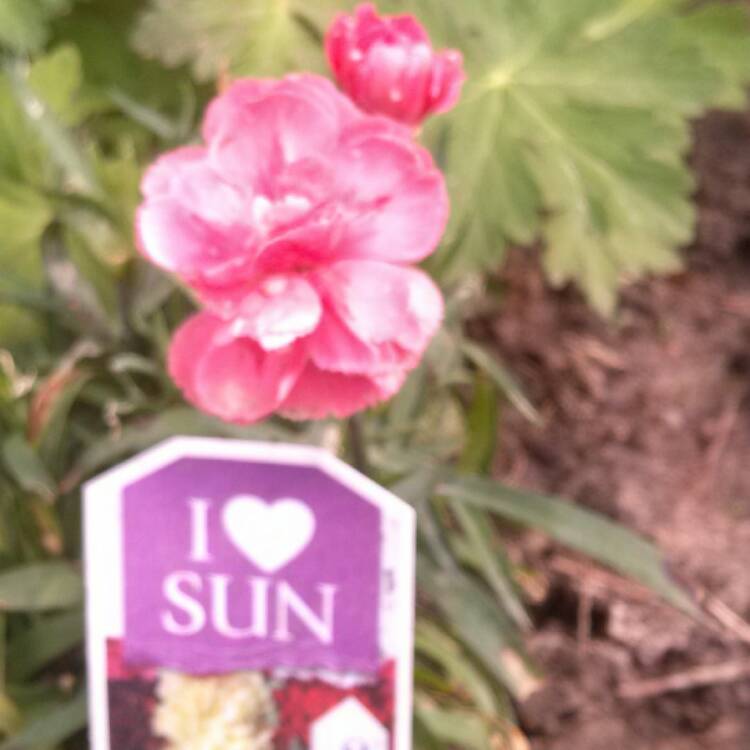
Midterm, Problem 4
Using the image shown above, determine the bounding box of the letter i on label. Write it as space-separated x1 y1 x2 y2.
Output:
188 499 212 562
84 438 416 750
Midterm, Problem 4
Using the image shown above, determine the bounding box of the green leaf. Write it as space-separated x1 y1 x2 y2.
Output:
0 179 53 347
61 406 300 491
0 0 72 54
1 435 56 501
5 61 101 198
0 182 52 252
418 560 539 699
132 0 348 82
440 474 698 614
415 699 491 750
28 44 106 126
0 563 82 612
7 610 83 682
462 341 541 425
0 689 86 750
418 0 750 313
0 694 21 738
451 503 531 631
459 374 498 474
675 4 750 109
416 622 501 716
0 75 47 186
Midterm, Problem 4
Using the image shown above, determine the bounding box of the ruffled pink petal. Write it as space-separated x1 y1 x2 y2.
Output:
278 362 405 420
202 78 275 143
136 198 255 285
334 133 449 263
169 313 306 424
211 275 323 351
167 312 220 405
309 260 444 374
307 306 384 375
207 75 356 192
141 146 207 197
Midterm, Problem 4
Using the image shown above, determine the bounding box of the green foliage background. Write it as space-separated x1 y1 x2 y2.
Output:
0 0 747 747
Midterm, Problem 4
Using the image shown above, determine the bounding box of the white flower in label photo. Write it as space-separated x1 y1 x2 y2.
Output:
153 670 275 750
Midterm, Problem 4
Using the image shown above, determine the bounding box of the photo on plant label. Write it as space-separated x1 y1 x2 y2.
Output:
105 639 395 750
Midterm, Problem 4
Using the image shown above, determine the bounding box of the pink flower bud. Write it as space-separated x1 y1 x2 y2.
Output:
326 3 465 127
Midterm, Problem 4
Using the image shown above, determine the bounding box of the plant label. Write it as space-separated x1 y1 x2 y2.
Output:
84 437 415 750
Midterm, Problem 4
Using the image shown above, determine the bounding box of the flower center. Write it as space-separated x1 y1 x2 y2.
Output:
251 193 313 234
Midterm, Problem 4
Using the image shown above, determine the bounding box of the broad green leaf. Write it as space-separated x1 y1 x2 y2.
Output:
0 180 52 348
5 61 101 198
28 44 106 126
413 0 750 313
675 5 750 109
0 689 86 750
0 181 52 251
0 0 72 54
132 0 350 82
7 610 83 681
440 475 698 614
0 563 82 612
0 76 47 185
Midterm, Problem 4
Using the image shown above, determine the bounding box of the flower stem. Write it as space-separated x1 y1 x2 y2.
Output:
347 415 369 475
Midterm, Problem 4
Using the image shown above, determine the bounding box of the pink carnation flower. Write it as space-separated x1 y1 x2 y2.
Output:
136 74 447 423
326 3 465 127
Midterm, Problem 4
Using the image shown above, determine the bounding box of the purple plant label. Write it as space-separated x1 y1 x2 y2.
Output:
123 457 380 674
84 437 416 750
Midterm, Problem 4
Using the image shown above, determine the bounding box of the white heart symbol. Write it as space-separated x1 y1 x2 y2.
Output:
222 495 315 573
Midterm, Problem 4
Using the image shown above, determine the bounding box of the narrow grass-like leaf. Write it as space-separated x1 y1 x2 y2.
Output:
61 407 303 490
0 563 82 612
7 610 83 681
418 559 539 699
462 342 542 425
452 503 531 631
0 689 86 750
459 374 499 473
416 621 501 715
440 475 697 614
415 699 491 750
1 436 56 501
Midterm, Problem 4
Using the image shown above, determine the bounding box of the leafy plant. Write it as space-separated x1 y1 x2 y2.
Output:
404 0 750 313
0 0 743 748
132 0 352 81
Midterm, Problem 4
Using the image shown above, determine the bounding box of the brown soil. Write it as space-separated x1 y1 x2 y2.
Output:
489 109 750 750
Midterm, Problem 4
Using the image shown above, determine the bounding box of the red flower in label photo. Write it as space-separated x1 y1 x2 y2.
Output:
273 661 395 749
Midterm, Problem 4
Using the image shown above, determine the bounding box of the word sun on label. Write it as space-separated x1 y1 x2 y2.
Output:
85 437 415 750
